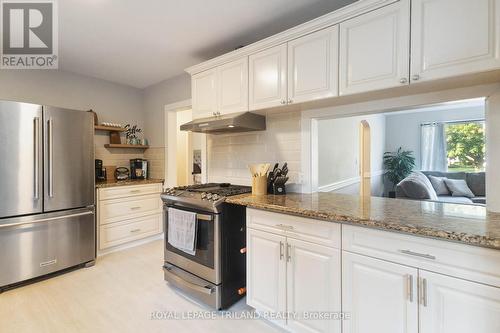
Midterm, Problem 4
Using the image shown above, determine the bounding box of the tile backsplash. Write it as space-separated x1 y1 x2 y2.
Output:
208 111 301 187
144 147 165 180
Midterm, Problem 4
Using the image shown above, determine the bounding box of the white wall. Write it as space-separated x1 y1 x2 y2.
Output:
385 106 485 170
0 70 143 126
143 73 191 147
317 114 386 196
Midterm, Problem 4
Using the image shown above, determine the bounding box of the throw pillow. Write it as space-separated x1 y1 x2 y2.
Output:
428 175 450 196
398 172 438 200
444 179 475 198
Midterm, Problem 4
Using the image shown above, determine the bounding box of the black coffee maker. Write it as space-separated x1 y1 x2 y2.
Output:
95 159 106 181
130 159 148 179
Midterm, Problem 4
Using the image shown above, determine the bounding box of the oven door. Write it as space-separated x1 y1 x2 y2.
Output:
164 205 221 285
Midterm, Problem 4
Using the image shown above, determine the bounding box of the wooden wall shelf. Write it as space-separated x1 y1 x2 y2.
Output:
95 125 126 132
104 144 149 149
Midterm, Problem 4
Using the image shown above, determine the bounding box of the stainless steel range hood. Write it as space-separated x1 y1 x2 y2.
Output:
180 112 266 134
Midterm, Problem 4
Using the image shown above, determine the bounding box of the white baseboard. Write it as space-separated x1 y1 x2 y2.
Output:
319 170 384 192
97 233 164 257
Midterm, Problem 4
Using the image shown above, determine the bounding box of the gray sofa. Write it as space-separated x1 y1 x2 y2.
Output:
396 171 485 205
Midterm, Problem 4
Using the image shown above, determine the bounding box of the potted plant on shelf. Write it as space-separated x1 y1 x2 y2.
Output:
124 124 142 145
383 147 415 198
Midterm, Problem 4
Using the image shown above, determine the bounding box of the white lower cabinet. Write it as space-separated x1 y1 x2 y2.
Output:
97 183 163 252
342 251 418 333
246 211 342 333
419 270 500 333
246 228 287 325
287 238 341 333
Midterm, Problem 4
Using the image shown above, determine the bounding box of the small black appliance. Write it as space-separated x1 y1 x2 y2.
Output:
95 159 106 181
130 159 148 179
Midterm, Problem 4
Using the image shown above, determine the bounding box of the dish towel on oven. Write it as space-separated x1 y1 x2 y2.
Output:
167 207 197 255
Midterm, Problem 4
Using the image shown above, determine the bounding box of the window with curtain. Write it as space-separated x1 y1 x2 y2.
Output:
421 120 485 172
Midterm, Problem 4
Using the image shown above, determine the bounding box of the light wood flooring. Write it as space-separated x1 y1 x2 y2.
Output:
0 240 281 333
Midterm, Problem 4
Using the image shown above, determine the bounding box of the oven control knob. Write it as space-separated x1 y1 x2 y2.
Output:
211 194 220 201
206 193 213 200
201 192 207 199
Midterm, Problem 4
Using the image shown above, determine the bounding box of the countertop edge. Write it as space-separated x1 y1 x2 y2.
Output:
95 179 164 189
226 197 500 251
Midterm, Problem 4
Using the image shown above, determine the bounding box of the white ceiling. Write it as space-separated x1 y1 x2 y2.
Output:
59 0 357 88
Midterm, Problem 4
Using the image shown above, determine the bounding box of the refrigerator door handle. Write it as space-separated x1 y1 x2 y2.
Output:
0 211 94 229
48 117 54 198
33 116 40 200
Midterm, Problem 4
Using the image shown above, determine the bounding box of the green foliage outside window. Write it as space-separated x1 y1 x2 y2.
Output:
446 122 485 172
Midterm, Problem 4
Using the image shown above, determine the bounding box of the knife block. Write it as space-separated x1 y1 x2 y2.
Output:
252 176 267 195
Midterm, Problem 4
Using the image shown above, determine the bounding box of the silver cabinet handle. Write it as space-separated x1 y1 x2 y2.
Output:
48 118 54 198
419 277 428 307
130 206 141 210
280 100 286 104
286 243 291 262
130 190 141 194
280 241 284 260
276 223 294 230
130 228 141 233
33 117 40 200
0 211 94 229
406 274 414 302
288 99 293 104
163 265 214 295
400 77 408 84
412 74 420 81
399 249 436 260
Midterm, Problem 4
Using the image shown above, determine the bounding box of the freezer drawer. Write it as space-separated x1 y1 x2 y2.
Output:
0 208 95 288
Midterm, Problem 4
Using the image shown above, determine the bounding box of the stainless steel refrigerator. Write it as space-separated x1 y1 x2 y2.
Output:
0 100 95 289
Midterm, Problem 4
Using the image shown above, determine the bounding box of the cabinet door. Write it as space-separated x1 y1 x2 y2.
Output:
288 26 339 103
192 69 217 119
339 0 410 95
287 238 341 333
419 270 500 333
217 58 248 114
249 44 287 110
411 0 500 82
342 252 418 333
246 228 287 324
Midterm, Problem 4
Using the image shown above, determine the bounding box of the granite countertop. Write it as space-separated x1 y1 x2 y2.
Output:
226 192 500 250
95 178 164 188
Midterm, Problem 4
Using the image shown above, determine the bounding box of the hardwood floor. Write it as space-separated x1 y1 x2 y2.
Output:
0 240 281 333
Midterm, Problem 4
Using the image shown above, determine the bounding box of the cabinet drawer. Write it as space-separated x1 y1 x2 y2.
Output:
247 208 341 248
99 213 162 250
99 194 161 224
343 225 500 287
98 183 162 200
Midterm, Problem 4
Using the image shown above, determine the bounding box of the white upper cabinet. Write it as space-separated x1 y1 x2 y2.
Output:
192 69 217 119
287 238 341 333
246 228 287 325
411 0 500 82
249 44 288 110
288 26 339 103
339 0 410 95
217 58 248 113
343 251 419 333
419 270 500 333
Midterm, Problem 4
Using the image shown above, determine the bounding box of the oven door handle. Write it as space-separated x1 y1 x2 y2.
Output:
163 265 214 295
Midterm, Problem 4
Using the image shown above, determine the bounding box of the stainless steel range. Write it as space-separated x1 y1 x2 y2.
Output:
161 183 251 310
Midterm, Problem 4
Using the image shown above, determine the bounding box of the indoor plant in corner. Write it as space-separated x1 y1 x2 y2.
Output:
383 147 415 198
